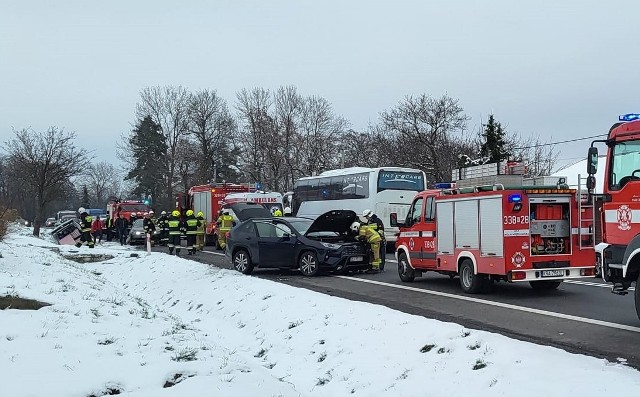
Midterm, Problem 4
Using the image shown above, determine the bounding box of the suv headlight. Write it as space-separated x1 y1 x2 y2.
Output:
321 242 341 250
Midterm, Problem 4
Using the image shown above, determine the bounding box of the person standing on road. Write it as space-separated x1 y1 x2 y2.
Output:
104 215 113 242
184 209 199 255
91 215 104 244
143 211 156 246
215 210 235 250
196 211 205 251
157 211 170 246
362 209 386 271
75 208 95 248
357 221 382 272
114 213 128 245
167 210 183 255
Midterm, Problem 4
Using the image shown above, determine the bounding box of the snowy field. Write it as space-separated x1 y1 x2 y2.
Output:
2 226 640 397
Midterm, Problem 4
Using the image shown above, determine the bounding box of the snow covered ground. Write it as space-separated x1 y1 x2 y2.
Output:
2 226 640 397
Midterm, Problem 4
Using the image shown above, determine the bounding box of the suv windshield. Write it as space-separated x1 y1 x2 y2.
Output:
288 219 313 234
609 140 640 190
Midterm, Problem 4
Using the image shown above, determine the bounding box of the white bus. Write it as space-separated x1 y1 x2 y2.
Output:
292 167 427 243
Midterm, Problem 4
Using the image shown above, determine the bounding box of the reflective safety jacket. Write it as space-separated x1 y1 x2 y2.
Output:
217 214 234 230
80 213 92 233
196 216 205 235
143 218 156 233
185 214 199 235
167 215 183 235
158 215 170 231
358 224 382 244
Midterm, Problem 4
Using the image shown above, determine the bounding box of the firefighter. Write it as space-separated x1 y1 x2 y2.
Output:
216 210 235 250
157 211 170 246
143 211 156 245
357 220 382 272
167 210 183 255
362 209 386 271
196 211 205 251
75 207 95 248
184 209 199 255
114 213 128 245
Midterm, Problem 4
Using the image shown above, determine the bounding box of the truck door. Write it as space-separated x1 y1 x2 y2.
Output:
422 196 437 268
404 196 424 267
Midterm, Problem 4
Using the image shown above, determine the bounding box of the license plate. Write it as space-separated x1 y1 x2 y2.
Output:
541 269 564 278
349 256 364 262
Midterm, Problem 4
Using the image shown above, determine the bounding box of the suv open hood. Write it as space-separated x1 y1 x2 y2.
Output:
305 210 358 235
228 202 272 222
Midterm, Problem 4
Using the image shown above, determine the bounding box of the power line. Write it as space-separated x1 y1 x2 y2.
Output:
512 133 607 150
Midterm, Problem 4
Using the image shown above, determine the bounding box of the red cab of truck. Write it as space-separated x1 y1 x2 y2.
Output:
106 200 150 222
393 184 595 293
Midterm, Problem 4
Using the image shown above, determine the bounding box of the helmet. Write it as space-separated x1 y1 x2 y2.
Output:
149 210 154 215
350 221 361 233
132 212 137 216
186 209 194 216
197 211 204 218
222 210 230 216
78 207 86 214
144 212 150 217
362 209 373 218
172 210 180 217
283 207 292 215
161 211 166 215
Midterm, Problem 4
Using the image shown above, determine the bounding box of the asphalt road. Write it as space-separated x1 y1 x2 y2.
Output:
149 244 640 369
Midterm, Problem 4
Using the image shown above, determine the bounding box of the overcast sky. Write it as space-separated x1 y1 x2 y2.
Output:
1 0 638 170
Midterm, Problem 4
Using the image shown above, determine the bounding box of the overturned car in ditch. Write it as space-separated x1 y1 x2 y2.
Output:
225 209 370 276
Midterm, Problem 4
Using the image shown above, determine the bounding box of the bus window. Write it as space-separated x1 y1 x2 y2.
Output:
329 176 345 200
378 171 425 192
318 177 331 200
343 173 369 199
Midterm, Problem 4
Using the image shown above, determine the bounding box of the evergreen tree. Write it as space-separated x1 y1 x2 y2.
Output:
481 114 509 163
125 116 169 208
81 185 90 207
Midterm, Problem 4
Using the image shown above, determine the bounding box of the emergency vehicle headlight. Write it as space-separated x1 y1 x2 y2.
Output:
508 194 521 203
619 113 640 122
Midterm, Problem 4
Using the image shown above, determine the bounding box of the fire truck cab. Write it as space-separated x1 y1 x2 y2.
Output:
393 183 596 293
106 200 150 222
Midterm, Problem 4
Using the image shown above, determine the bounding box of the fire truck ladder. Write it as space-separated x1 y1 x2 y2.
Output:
577 174 595 249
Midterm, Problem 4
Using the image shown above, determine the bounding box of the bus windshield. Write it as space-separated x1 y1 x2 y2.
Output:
609 141 640 190
377 171 425 192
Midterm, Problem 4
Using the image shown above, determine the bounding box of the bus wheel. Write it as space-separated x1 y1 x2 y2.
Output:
459 259 483 294
397 252 415 282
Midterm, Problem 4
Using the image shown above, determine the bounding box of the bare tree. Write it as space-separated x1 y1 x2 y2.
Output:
3 127 88 236
84 161 123 207
274 86 303 189
136 86 190 203
375 94 470 183
187 89 236 184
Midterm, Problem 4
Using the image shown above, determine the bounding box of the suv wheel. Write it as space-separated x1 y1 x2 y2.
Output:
299 251 319 277
233 249 254 275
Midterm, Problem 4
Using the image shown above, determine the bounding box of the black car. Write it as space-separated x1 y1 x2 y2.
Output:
127 219 159 245
226 210 370 276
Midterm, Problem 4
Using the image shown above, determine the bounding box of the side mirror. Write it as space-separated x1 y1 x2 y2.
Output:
587 147 598 175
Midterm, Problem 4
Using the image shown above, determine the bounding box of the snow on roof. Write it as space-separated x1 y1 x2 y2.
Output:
551 155 606 194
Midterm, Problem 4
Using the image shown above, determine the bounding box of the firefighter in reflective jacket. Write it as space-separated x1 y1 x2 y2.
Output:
157 211 170 246
216 210 235 250
185 209 200 255
75 207 95 248
357 222 382 271
362 209 386 270
167 210 183 255
196 211 205 251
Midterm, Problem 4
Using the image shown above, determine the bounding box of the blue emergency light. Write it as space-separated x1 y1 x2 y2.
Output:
619 113 640 122
434 183 454 189
508 194 522 203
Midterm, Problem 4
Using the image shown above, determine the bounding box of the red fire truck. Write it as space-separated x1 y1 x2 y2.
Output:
106 200 150 222
393 182 596 293
184 183 255 244
587 113 640 318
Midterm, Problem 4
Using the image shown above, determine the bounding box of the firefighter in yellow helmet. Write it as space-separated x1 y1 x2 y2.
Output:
196 211 205 251
184 209 199 255
356 220 382 272
167 210 184 256
215 210 235 250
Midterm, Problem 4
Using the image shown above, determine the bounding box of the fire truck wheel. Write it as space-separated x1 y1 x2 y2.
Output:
233 249 254 275
459 259 483 294
635 274 640 320
397 252 415 282
299 251 320 277
529 280 562 290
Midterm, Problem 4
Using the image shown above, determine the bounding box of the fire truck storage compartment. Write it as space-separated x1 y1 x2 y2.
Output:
529 196 570 255
192 191 212 223
454 199 479 249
